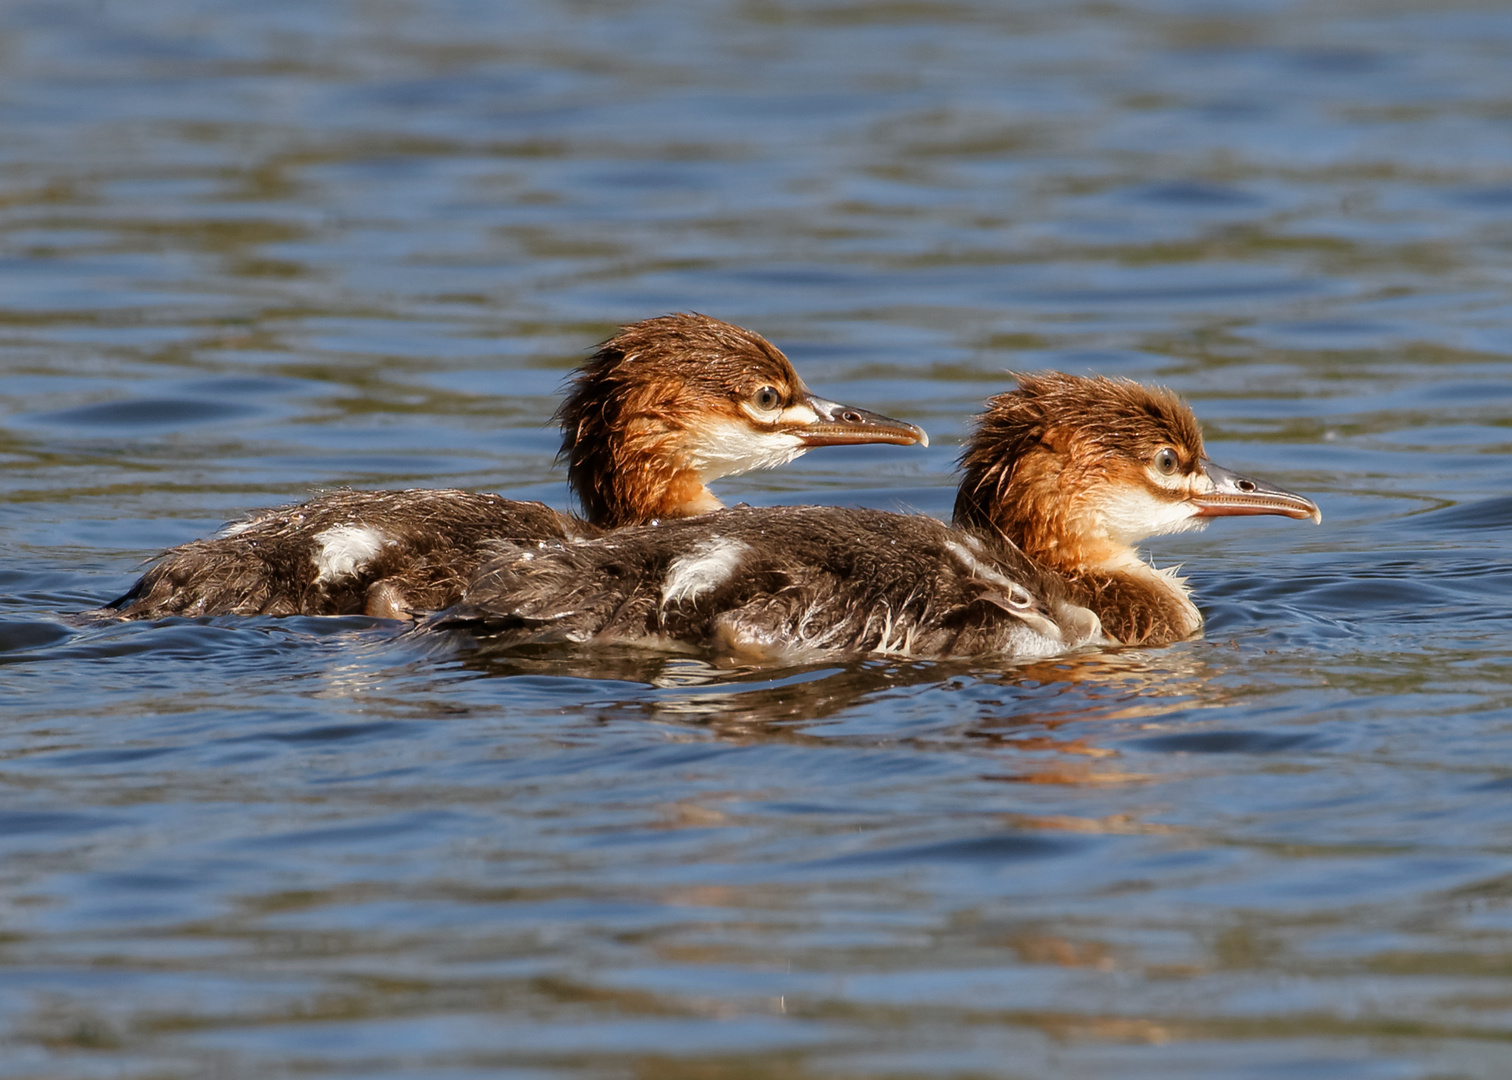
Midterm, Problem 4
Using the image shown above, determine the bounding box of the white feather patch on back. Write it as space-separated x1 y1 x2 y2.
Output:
312 525 389 584
662 537 749 606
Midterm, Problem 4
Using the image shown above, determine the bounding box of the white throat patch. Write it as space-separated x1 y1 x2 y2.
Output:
1100 487 1208 546
685 419 807 480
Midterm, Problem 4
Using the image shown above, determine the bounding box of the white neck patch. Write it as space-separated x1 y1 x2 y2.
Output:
684 419 807 480
1099 487 1209 546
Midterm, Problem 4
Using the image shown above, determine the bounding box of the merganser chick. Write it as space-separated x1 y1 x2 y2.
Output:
426 372 1319 661
100 314 926 620
954 372 1321 646
429 504 1105 662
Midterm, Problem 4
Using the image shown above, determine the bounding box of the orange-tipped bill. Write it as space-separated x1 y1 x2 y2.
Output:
786 394 929 449
1191 460 1321 524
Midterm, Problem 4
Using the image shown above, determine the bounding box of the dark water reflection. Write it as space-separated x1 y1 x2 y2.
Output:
4 1 1512 1077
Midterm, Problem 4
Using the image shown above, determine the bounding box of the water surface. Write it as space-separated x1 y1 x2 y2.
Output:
4 2 1512 1077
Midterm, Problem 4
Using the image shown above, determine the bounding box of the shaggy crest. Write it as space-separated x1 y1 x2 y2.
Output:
554 313 805 527
953 371 1205 540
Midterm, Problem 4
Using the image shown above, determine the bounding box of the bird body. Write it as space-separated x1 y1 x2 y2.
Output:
432 505 1106 663
100 314 925 620
107 489 583 620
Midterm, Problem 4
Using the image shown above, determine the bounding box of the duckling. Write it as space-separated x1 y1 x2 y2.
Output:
953 371 1320 646
100 314 925 620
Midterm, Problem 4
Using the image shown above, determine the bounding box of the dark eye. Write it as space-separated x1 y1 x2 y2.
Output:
751 386 782 412
1153 447 1179 476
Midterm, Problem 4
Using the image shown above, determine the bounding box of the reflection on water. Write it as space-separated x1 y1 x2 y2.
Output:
459 643 1224 753
4 1 1512 1077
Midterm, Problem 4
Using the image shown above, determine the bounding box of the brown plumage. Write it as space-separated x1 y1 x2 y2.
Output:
98 314 926 621
428 371 1318 661
107 490 580 620
954 372 1320 645
429 505 1106 662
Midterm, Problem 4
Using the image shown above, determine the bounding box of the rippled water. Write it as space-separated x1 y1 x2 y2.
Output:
4 1 1512 1076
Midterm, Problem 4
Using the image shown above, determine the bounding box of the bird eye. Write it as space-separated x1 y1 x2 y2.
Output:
1153 447 1179 476
750 386 782 412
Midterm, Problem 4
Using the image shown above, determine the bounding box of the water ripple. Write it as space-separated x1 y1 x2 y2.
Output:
2 1 1511 1077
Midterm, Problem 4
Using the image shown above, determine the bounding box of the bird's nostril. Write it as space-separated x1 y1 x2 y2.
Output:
1238 479 1256 492
841 410 862 424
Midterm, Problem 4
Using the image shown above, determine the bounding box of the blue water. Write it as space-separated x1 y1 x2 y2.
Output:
4 1 1512 1077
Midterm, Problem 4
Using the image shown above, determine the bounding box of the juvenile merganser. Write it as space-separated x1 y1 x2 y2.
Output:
100 314 926 620
953 372 1320 646
428 372 1319 660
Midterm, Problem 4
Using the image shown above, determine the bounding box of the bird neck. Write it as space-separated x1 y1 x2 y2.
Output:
955 462 1200 647
1069 561 1201 647
1003 518 1202 647
568 425 723 529
626 465 724 526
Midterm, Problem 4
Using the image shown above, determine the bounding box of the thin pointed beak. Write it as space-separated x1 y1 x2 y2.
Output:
1191 459 1322 524
786 393 929 449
